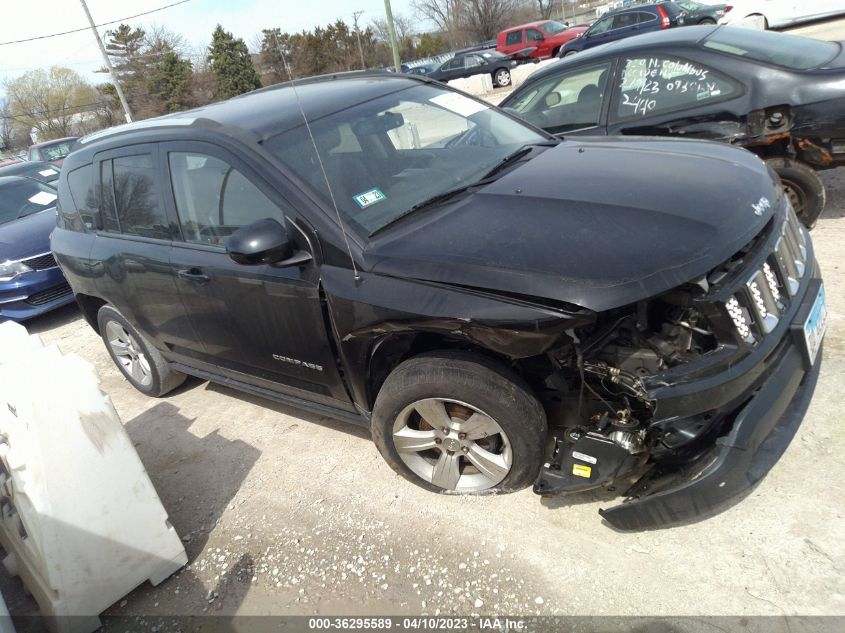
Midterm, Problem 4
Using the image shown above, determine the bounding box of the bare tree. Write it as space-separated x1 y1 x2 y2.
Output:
535 0 555 19
412 0 521 43
463 0 522 40
0 99 14 151
371 13 415 42
4 67 98 140
411 0 464 34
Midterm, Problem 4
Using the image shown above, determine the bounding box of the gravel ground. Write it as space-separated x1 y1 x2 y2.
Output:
3 20 845 631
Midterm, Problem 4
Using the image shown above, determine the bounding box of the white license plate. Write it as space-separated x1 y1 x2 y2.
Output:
803 284 827 366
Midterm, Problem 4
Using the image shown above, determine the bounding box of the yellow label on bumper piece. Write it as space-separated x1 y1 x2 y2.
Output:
572 464 592 478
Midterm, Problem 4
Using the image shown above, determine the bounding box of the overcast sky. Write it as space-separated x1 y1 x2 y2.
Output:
0 0 416 91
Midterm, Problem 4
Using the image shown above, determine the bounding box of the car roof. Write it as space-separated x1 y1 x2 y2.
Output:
604 2 665 15
502 20 553 32
0 175 36 187
78 72 427 149
0 161 55 173
30 136 78 147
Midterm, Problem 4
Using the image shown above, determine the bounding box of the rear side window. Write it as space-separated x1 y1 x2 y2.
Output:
110 154 170 239
168 152 283 246
703 27 840 70
505 30 522 46
613 55 739 119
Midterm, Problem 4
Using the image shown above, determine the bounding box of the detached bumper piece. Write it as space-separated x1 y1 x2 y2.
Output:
0 321 187 633
600 337 820 531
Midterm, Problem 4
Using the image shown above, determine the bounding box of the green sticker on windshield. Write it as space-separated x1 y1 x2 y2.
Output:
354 188 386 208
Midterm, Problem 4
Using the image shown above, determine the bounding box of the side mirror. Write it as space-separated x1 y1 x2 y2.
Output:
226 218 294 265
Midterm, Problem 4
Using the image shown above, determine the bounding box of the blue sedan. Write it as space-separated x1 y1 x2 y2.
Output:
0 176 74 321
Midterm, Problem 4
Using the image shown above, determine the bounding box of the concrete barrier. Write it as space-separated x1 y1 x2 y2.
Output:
447 58 562 98
447 73 494 95
511 58 560 88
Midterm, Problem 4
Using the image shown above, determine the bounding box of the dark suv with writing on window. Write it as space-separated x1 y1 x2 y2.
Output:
52 72 825 530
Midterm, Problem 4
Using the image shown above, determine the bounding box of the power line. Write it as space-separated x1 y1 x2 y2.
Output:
0 0 193 47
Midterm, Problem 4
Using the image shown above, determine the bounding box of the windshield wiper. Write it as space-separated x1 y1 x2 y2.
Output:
480 141 557 181
369 182 483 236
370 141 557 237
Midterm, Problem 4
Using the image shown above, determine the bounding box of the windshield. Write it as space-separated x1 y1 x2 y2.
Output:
540 21 568 35
37 140 75 161
0 180 57 226
703 27 840 70
264 84 546 235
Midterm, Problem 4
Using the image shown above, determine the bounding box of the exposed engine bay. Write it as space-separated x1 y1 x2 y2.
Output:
536 287 723 496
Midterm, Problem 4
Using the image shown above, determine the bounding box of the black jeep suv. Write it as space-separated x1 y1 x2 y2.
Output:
52 72 826 529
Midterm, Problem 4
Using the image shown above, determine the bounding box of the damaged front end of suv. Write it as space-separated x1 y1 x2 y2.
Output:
533 199 823 529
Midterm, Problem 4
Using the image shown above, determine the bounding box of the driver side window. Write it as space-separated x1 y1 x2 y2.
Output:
168 152 283 246
589 16 614 35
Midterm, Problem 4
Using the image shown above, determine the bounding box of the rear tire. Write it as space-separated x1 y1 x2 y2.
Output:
97 305 186 397
698 18 716 25
371 352 547 495
493 68 512 87
766 157 826 229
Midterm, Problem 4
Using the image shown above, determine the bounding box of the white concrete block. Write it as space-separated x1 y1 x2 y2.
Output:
447 73 494 95
0 321 187 633
511 58 561 90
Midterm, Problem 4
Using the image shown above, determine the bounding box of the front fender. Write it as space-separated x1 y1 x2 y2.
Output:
320 266 593 409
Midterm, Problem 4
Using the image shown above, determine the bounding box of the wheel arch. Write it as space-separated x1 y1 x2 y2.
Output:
75 293 108 334
364 331 553 413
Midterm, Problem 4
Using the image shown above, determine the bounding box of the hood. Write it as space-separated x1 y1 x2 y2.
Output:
0 209 57 262
367 137 779 313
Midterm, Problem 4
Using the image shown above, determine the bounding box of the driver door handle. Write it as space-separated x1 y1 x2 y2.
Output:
177 268 210 283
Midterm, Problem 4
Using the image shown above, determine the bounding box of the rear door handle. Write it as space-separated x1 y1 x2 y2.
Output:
177 268 210 283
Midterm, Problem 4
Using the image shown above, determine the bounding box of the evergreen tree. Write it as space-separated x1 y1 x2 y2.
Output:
100 24 151 115
149 49 193 112
207 25 261 100
259 28 287 86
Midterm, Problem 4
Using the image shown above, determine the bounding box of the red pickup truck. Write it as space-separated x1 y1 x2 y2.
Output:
497 21 589 60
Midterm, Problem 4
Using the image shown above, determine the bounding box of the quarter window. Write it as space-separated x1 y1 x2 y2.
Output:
99 160 120 233
613 56 738 120
168 152 283 246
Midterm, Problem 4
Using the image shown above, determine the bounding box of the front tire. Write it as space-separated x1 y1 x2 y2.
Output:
563 50 578 58
97 305 186 397
766 157 826 229
493 68 511 87
371 352 547 494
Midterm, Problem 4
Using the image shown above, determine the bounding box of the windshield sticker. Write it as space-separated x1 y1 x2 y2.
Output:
28 191 57 206
353 188 386 209
39 169 57 177
430 93 488 117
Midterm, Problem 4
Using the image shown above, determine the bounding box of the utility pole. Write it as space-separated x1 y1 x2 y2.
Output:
352 10 366 70
79 0 133 123
383 0 401 73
